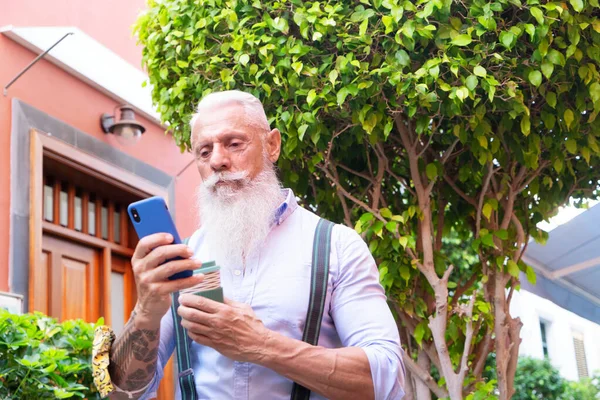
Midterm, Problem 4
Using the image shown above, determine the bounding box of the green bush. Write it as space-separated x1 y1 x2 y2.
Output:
0 309 101 399
513 356 567 400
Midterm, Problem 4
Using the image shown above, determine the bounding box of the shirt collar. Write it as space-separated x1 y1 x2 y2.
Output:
273 188 298 226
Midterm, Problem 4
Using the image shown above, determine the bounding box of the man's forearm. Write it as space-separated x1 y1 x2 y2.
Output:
108 310 161 398
258 331 375 400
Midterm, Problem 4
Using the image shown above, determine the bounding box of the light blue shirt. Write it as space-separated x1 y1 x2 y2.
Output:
141 189 405 400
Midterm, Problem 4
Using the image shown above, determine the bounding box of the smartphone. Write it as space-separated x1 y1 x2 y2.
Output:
127 196 193 281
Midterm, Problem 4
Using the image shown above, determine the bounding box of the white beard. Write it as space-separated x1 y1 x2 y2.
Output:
196 163 283 270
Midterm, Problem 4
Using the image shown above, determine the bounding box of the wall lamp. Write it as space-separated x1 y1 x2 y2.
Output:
100 105 146 145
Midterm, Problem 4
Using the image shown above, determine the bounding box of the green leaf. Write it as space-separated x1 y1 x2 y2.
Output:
380 208 393 218
456 87 469 101
495 229 509 240
539 63 553 82
451 34 472 46
521 115 531 136
546 92 557 108
530 7 545 25
399 236 408 248
565 138 577 154
298 124 309 141
564 109 575 129
466 75 478 91
590 82 600 104
569 0 584 12
400 265 410 282
526 265 537 285
350 9 375 22
359 18 369 36
337 87 350 106
329 70 338 86
426 163 438 180
306 89 317 107
482 233 495 247
547 49 566 66
239 54 250 66
500 31 516 49
395 50 410 67
414 322 425 346
508 260 520 277
528 70 542 87
473 65 487 77
554 158 564 173
483 203 493 220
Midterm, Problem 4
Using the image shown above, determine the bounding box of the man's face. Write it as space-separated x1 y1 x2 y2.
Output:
191 103 281 189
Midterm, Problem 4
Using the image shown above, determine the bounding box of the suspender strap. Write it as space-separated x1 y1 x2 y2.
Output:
291 218 335 400
171 237 198 400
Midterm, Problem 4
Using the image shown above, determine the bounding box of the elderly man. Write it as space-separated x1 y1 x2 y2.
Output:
107 90 405 400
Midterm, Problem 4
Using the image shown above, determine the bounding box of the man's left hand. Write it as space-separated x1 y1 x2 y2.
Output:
177 294 271 363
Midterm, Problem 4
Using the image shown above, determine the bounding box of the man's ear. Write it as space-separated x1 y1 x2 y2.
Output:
265 128 281 163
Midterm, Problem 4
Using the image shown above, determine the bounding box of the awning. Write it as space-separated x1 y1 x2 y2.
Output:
1 25 161 124
523 203 600 324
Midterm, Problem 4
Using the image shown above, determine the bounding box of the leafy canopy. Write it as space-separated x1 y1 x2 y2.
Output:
135 0 600 397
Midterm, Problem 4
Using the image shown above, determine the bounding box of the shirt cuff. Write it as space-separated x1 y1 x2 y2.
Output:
362 344 406 400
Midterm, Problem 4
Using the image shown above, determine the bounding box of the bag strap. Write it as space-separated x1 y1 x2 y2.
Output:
171 237 198 400
290 218 335 400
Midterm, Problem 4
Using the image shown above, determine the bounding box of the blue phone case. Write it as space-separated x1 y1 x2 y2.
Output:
127 196 193 281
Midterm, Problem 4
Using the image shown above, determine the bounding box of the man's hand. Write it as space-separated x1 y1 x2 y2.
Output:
131 233 204 326
177 294 271 363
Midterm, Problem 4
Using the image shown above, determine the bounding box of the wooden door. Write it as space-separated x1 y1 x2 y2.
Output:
35 234 101 322
28 144 176 399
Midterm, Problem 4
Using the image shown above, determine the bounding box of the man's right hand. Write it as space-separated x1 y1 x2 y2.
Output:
131 233 204 327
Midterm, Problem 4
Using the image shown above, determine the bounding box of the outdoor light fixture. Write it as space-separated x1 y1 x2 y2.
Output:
100 105 146 145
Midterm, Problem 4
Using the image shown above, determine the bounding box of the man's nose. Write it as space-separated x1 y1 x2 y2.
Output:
209 144 231 172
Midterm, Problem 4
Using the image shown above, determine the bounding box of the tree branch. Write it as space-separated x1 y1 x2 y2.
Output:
318 165 384 222
337 163 372 181
331 162 353 228
476 163 495 238
440 138 460 164
444 174 477 207
457 292 477 383
401 352 450 399
473 329 493 380
372 143 388 210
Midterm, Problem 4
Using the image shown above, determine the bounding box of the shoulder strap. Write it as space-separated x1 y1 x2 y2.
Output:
171 237 198 400
291 218 335 400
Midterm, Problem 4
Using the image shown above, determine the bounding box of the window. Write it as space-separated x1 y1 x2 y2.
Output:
573 332 589 379
540 321 549 358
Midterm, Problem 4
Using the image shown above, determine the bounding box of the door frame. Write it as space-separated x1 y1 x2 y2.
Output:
29 128 170 325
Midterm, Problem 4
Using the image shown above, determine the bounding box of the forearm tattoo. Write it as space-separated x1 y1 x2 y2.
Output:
108 310 160 392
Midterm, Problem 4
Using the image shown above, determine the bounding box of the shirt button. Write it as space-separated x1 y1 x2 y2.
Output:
234 270 241 276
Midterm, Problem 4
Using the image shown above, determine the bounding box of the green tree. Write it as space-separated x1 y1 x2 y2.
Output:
134 0 600 398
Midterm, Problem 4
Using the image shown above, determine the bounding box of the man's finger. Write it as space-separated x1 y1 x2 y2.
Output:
155 274 205 295
145 244 194 270
188 332 212 347
178 305 213 325
148 258 202 282
180 317 212 334
132 233 174 261
179 293 225 313
222 297 243 307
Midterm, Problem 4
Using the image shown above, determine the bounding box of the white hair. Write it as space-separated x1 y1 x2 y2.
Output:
190 90 270 134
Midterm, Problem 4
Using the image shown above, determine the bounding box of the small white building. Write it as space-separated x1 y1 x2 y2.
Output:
510 289 600 380
512 202 600 380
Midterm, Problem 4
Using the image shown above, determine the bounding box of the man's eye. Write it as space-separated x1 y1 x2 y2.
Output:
200 150 210 158
230 142 240 148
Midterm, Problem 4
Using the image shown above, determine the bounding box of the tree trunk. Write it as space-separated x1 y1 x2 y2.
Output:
404 368 416 400
416 349 432 400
